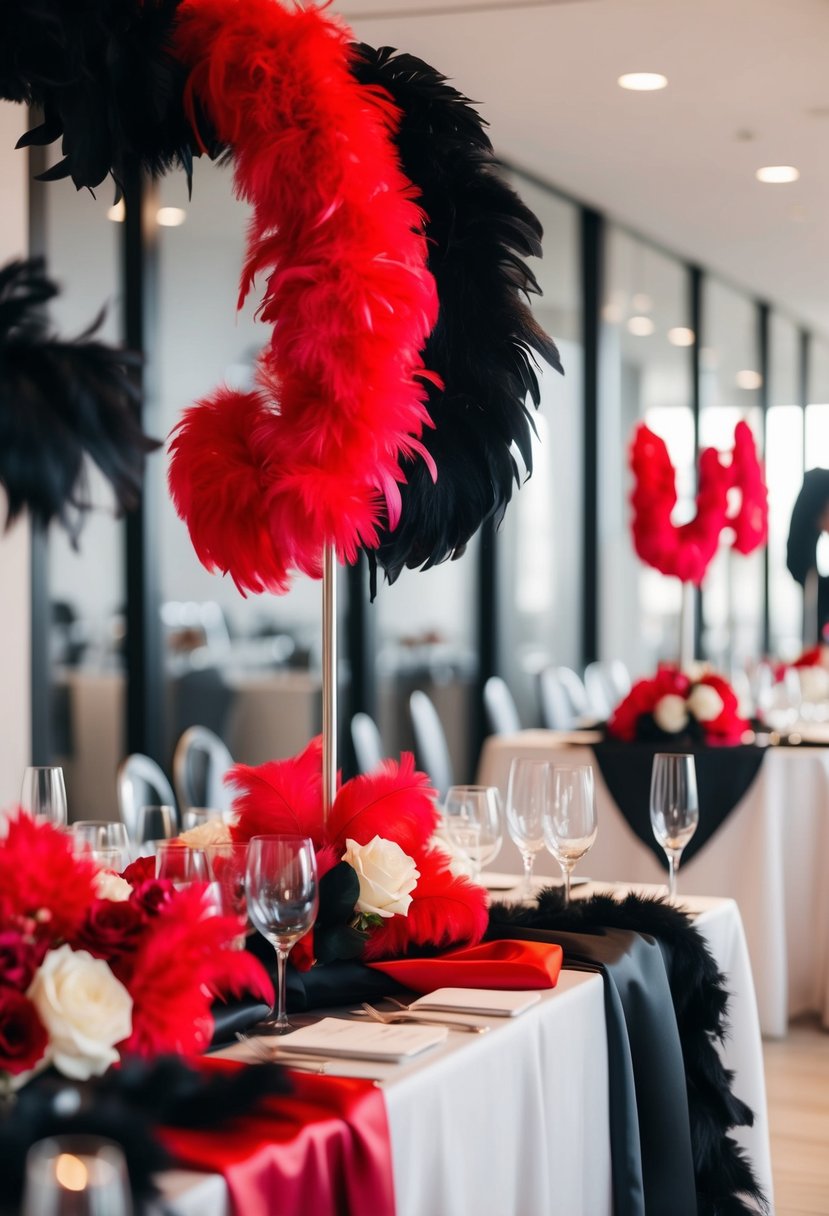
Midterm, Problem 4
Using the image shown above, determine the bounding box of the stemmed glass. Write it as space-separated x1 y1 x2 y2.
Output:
23 1135 132 1216
155 842 209 885
20 767 67 827
182 807 224 833
543 765 597 906
443 786 503 881
134 806 176 853
650 753 699 901
72 822 131 871
246 836 318 1035
506 759 551 900
205 842 250 947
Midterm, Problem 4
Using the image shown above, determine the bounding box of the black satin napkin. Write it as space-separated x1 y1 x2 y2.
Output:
209 998 272 1048
592 739 766 866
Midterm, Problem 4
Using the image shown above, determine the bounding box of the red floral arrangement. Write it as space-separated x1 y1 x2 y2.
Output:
0 815 272 1091
227 737 489 967
630 420 768 585
607 667 750 747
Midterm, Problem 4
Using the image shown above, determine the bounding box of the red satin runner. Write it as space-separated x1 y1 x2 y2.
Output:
368 938 563 992
160 1057 395 1216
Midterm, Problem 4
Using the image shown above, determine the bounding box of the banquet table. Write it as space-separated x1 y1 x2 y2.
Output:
159 890 772 1216
479 730 829 1038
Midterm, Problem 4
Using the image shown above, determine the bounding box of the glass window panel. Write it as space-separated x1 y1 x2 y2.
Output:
806 341 829 471
768 315 803 659
599 227 693 675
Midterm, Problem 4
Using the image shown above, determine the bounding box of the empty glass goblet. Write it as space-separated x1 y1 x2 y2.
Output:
443 785 503 881
20 767 67 827
72 822 131 870
506 758 552 900
543 765 597 906
649 752 699 901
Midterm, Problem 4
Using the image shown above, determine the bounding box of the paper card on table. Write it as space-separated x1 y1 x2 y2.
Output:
277 1018 448 1062
408 988 541 1017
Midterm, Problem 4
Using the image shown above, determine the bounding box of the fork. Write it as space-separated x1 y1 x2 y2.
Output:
357 1002 489 1034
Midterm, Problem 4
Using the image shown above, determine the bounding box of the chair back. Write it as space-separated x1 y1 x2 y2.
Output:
409 690 454 801
538 667 578 731
117 754 178 840
351 712 385 775
584 660 631 719
173 725 235 814
483 676 521 735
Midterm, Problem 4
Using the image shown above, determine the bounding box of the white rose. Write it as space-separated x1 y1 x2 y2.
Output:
178 820 231 849
93 870 132 902
29 945 133 1081
653 694 689 734
342 836 420 919
687 684 724 723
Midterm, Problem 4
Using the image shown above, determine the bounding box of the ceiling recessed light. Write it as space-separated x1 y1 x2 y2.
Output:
735 369 763 390
107 200 125 223
627 315 655 337
618 72 668 92
755 165 800 184
157 206 187 227
668 327 695 347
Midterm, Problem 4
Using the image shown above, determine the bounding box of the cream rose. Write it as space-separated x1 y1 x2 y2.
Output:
653 694 689 734
178 820 231 849
93 870 132 902
687 684 724 723
29 945 133 1080
343 836 420 919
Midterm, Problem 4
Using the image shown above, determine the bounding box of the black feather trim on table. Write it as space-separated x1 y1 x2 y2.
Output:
351 46 563 595
488 890 768 1216
0 257 159 539
0 1055 289 1215
0 0 215 192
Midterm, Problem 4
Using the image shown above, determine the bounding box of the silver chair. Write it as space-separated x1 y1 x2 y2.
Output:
483 676 521 735
584 660 631 719
409 690 454 801
351 712 385 775
173 725 235 814
538 666 587 730
116 754 178 841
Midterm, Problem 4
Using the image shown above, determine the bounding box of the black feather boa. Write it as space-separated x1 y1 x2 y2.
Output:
0 1055 288 1215
352 46 563 592
0 257 159 538
489 891 768 1215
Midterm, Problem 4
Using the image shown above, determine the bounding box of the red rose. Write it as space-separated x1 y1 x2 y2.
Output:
0 988 49 1076
0 932 45 992
73 899 145 971
130 878 176 918
121 856 156 887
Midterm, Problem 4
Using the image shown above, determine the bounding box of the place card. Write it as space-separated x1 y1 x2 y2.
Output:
277 1018 449 1062
409 988 541 1017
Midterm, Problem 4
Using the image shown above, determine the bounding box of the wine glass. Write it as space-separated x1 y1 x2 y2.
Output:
246 836 318 1035
505 758 552 900
155 842 209 885
20 767 67 827
443 786 502 881
543 766 597 906
650 753 699 901
71 822 131 870
23 1136 132 1216
182 807 224 833
205 842 250 947
135 806 176 851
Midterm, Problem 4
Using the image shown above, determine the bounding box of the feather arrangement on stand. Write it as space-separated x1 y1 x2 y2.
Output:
351 46 562 593
168 0 438 593
0 257 158 538
0 0 209 192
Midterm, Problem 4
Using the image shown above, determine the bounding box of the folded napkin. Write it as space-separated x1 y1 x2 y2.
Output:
368 938 562 992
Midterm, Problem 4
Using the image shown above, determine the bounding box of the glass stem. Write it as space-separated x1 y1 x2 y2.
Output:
667 852 678 901
274 943 290 1027
521 851 535 900
562 863 572 907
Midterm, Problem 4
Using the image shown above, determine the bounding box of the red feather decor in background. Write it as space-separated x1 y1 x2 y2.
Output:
168 0 438 593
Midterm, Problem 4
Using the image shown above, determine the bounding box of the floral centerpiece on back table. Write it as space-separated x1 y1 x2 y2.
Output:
606 666 751 748
0 814 272 1093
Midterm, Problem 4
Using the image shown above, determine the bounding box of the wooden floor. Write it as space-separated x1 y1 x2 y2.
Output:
764 1016 829 1214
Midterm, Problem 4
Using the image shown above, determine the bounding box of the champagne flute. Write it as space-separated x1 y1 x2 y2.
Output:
20 767 68 827
505 759 551 900
246 835 318 1035
543 765 597 906
650 753 699 901
443 785 503 881
23 1136 132 1216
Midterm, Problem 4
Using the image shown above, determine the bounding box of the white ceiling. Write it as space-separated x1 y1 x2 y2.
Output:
334 0 829 337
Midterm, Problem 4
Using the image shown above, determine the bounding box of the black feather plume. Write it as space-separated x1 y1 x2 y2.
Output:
0 257 159 537
351 46 563 592
0 0 211 192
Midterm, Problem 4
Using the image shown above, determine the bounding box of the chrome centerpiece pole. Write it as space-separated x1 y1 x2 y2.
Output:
322 542 337 820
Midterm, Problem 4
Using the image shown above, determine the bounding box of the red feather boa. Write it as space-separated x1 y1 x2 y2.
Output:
630 420 768 585
167 0 438 592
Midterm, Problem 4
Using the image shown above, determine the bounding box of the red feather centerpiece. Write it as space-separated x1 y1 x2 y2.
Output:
227 739 489 968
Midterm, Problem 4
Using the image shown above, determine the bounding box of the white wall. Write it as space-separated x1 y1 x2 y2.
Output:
0 102 30 804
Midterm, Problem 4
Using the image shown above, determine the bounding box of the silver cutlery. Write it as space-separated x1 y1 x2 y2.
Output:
355 1002 489 1034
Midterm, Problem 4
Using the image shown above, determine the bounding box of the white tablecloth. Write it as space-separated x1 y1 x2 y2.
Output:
479 731 829 1038
161 894 772 1216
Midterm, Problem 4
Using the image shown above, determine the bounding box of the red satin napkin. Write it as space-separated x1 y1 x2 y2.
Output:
368 938 563 992
159 1057 395 1216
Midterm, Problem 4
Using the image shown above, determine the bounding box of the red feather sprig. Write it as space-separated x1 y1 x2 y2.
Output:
228 736 326 849
168 0 438 591
325 753 439 856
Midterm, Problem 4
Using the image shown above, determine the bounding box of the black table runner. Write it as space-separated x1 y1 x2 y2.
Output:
592 739 766 866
